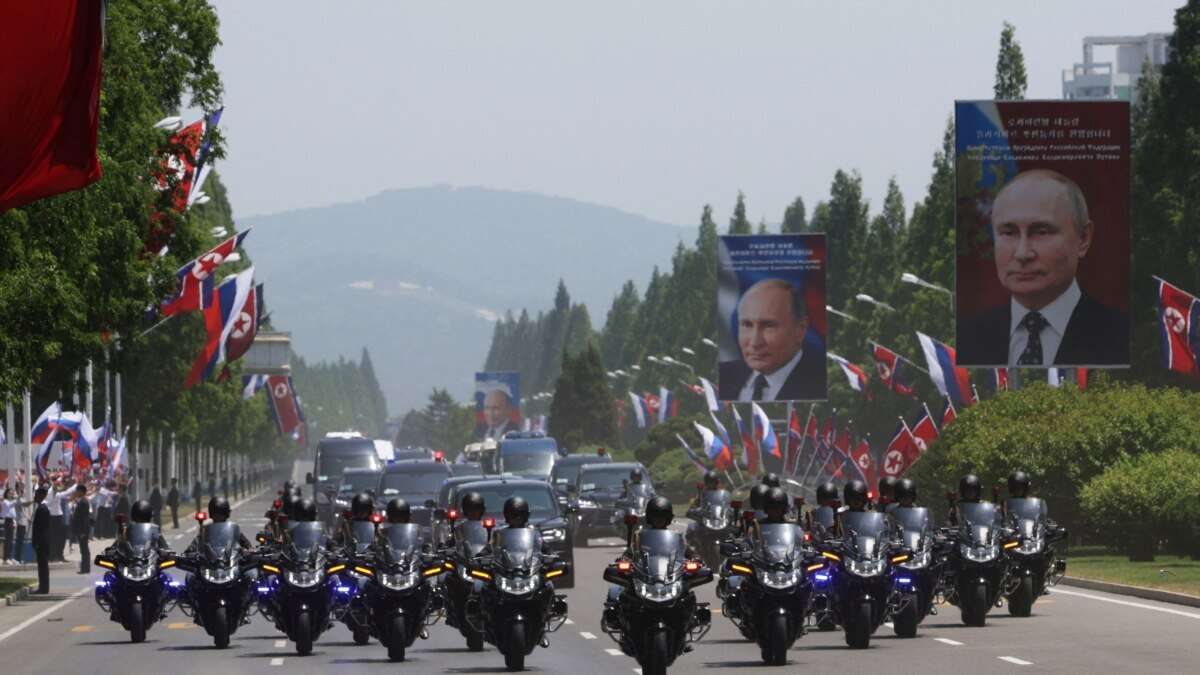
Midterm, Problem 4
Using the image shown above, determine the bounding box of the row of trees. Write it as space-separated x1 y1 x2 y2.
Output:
482 281 594 395
291 349 388 440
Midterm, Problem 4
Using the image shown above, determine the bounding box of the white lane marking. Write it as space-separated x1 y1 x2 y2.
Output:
1053 588 1200 620
633 669 642 674
605 648 622 656
564 618 574 625
579 631 597 639
0 586 90 643
999 656 1033 666
270 657 284 666
274 640 286 648
884 622 893 628
934 637 964 646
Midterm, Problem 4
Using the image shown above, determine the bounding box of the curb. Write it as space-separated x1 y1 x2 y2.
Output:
1060 576 1200 608
3 583 34 607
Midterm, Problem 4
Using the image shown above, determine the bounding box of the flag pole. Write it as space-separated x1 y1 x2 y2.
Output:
783 400 793 476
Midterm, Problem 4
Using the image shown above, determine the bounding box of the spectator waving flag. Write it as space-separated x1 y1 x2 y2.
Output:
916 332 972 408
751 402 782 462
1157 278 1200 378
161 229 251 317
828 353 870 397
186 267 255 387
693 422 734 471
871 342 916 397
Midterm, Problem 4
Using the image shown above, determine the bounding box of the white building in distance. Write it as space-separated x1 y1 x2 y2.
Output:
1062 33 1171 101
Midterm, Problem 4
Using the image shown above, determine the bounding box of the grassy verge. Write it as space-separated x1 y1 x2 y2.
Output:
1066 546 1200 596
0 577 34 597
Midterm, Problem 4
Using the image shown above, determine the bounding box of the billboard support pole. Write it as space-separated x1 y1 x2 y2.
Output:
782 400 794 477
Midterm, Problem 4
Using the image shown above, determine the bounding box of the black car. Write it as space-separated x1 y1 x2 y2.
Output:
309 437 382 526
455 477 575 589
376 460 453 539
332 467 383 520
550 453 613 499
429 475 495 545
570 462 650 546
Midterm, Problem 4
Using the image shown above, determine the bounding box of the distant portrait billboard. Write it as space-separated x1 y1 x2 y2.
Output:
955 100 1130 368
716 234 827 402
474 372 521 440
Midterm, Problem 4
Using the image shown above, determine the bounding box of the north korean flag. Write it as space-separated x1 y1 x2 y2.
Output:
267 375 303 437
993 368 1010 393
849 437 874 486
872 343 915 397
1158 279 1200 378
882 423 919 478
909 408 939 456
942 398 958 428
161 229 251 317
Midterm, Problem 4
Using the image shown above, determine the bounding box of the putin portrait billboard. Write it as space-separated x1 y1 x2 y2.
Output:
716 234 828 402
474 372 521 441
955 100 1130 368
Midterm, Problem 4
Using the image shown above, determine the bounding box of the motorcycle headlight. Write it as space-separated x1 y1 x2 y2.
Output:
201 565 238 585
634 579 682 602
121 564 154 582
497 574 540 596
285 569 325 588
960 542 999 563
703 517 726 530
845 557 886 577
899 550 931 570
1016 535 1044 555
540 528 566 543
379 572 420 591
757 567 802 590
576 499 597 509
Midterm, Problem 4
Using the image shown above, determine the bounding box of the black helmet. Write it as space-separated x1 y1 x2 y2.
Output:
293 498 318 522
749 483 771 511
958 474 982 502
460 491 485 520
1007 470 1030 498
285 487 303 517
645 496 673 529
703 471 719 490
280 487 297 512
386 498 410 524
208 496 231 522
351 492 374 520
630 468 644 483
843 480 868 511
763 487 788 522
816 481 838 506
878 476 899 503
761 473 781 489
282 480 295 494
503 496 530 527
895 478 917 505
131 499 154 523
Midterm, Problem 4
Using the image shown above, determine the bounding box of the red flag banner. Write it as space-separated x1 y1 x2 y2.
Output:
267 375 303 437
1157 279 1200 378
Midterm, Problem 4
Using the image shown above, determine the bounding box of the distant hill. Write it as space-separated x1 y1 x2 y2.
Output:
243 186 689 414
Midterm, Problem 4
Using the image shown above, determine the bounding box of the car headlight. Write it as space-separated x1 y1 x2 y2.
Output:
845 557 886 577
757 567 802 590
576 499 597 509
497 574 540 596
541 528 566 543
703 517 727 530
285 569 325 588
201 565 238 584
1016 535 1044 555
634 579 682 602
379 572 419 591
899 550 931 570
960 542 998 563
121 564 154 582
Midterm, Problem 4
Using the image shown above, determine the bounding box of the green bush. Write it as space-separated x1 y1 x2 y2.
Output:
906 383 1200 534
1079 449 1200 561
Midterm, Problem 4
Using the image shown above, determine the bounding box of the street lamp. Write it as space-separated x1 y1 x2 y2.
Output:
680 347 696 356
153 115 182 131
826 305 859 322
701 338 718 349
854 293 896 312
900 272 953 297
630 365 641 371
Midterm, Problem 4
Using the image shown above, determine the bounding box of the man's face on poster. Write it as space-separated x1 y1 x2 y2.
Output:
991 171 1093 310
483 389 512 427
736 281 807 375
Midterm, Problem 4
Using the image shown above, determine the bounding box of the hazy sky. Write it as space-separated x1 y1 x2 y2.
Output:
204 0 1179 226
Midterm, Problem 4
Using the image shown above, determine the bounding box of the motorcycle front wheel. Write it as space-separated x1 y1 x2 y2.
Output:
353 625 370 645
128 600 146 643
643 628 669 675
503 622 525 672
387 614 407 662
892 596 918 638
844 600 871 649
762 612 789 665
294 610 313 655
961 582 989 627
1008 575 1034 617
212 606 230 648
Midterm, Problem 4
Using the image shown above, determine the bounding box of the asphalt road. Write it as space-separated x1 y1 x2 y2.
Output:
2 472 1198 674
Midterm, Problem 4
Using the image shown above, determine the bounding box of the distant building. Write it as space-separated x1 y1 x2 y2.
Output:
1062 33 1171 101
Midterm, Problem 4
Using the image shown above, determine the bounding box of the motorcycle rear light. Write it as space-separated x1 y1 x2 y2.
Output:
617 560 632 573
483 517 495 529
684 561 701 573
804 532 812 542
273 499 282 509
370 513 383 524
434 451 445 462
195 511 207 522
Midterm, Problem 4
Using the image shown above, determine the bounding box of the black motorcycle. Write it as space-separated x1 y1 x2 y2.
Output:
816 511 912 649
442 516 492 651
94 522 179 643
466 526 570 671
334 519 382 645
1002 497 1067 617
171 520 258 648
945 501 1019 626
346 521 444 661
602 524 713 675
255 520 345 655
887 506 941 637
686 489 734 570
612 483 655 528
721 522 818 665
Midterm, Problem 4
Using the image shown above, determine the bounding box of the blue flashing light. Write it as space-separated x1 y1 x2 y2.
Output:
895 576 913 586
814 572 831 583
256 585 272 594
335 585 354 595
94 580 108 588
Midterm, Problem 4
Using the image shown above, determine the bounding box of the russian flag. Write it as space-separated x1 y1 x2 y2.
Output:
676 433 709 474
942 397 958 427
751 402 782 460
107 436 127 479
31 401 62 444
186 267 255 387
694 422 733 471
731 405 757 472
628 392 647 428
699 377 720 412
828 353 870 397
916 332 972 409
658 386 675 424
708 411 733 449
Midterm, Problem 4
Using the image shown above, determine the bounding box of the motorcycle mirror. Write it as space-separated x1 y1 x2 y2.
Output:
447 508 460 522
483 517 495 532
195 511 208 522
369 513 383 524
305 472 314 484
424 499 437 509
696 482 704 491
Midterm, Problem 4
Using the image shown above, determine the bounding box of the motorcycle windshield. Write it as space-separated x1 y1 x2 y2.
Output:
703 490 731 506
203 522 239 562
812 506 836 530
960 502 998 545
458 521 490 558
382 524 422 566
841 511 886 560
628 484 654 498
1005 498 1044 538
638 528 683 580
495 527 541 571
125 523 160 557
756 524 798 565
349 520 377 551
289 522 326 561
890 507 929 550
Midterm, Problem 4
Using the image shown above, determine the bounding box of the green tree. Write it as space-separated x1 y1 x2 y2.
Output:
548 343 616 448
994 21 1028 99
727 191 752 235
599 281 640 370
781 196 807 233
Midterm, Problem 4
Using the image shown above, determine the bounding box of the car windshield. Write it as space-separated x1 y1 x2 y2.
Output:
317 446 378 482
577 467 634 492
501 452 554 479
381 468 448 501
338 472 380 495
551 462 586 487
469 484 559 519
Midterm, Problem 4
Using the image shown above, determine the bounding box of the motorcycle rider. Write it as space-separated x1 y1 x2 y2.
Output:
188 497 254 553
894 479 918 508
833 480 869 536
687 471 722 517
761 473 781 489
816 481 839 508
621 468 647 498
761 487 792 526
292 497 319 524
877 477 899 511
947 474 982 526
385 498 411 525
335 492 377 549
110 499 171 553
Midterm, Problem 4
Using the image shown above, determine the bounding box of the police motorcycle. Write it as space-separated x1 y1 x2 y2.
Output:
942 491 1020 627
440 492 493 651
1002 486 1067 617
94 502 179 643
602 498 713 675
464 498 570 672
886 500 940 637
254 499 345 655
814 482 916 649
685 482 735 570
612 480 655 527
337 499 445 661
171 508 259 648
331 494 386 645
719 488 820 665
